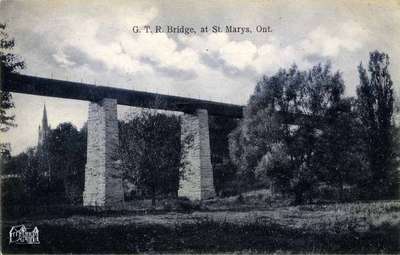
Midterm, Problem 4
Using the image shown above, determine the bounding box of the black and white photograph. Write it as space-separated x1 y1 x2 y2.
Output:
0 0 399 253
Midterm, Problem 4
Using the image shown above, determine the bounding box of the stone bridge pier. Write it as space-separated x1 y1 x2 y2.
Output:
178 109 216 200
83 98 124 206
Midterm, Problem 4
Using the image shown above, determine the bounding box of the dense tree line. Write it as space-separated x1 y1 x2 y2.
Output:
2 123 87 205
229 51 398 203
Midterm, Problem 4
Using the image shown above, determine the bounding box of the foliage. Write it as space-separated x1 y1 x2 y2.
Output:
356 51 396 199
2 122 87 206
314 98 367 201
254 142 291 192
4 147 41 203
0 23 24 132
229 63 368 203
0 23 25 178
46 122 87 204
119 106 185 205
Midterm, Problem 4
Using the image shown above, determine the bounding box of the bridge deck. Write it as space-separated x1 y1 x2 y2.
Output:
1 72 244 118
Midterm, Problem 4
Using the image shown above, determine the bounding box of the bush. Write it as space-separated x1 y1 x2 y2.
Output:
161 197 201 212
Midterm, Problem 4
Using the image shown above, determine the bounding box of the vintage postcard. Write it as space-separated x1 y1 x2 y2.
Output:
0 0 399 254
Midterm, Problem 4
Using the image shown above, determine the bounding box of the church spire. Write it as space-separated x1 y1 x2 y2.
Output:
42 104 48 130
38 104 50 147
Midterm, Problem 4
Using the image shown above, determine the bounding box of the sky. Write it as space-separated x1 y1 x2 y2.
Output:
1 0 399 155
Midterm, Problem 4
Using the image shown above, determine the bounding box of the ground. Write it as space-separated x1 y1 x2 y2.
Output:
2 198 399 254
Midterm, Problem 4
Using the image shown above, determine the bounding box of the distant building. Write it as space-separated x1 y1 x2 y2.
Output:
37 104 51 178
38 104 50 147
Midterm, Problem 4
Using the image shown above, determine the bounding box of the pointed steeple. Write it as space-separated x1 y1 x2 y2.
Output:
38 104 49 147
42 104 48 130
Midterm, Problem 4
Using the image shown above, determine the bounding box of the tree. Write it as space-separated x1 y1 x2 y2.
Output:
0 23 24 132
313 98 367 201
119 106 191 206
229 65 302 195
357 51 396 199
15 147 40 204
229 65 301 196
285 64 346 203
254 142 291 193
229 63 357 204
46 122 87 204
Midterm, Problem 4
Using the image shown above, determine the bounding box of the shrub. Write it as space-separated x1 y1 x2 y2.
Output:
160 197 201 212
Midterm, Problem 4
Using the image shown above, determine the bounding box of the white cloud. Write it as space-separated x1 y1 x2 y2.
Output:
253 43 301 74
28 1 368 84
181 20 369 75
219 40 257 70
119 33 200 71
301 21 368 57
52 50 75 67
49 8 204 80
253 21 369 74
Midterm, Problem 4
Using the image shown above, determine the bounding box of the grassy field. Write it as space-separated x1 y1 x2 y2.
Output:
2 200 399 253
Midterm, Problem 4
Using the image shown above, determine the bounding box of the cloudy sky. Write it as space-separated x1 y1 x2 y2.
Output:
1 0 399 154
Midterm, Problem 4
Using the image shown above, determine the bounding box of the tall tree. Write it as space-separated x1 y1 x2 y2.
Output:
119 106 192 206
314 98 367 201
46 122 87 204
229 66 302 193
229 63 357 204
357 51 396 199
0 23 24 132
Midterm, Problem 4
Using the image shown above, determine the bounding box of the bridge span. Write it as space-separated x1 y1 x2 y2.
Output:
2 72 244 118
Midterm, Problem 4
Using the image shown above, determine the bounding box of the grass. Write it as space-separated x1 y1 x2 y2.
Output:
1 200 399 253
